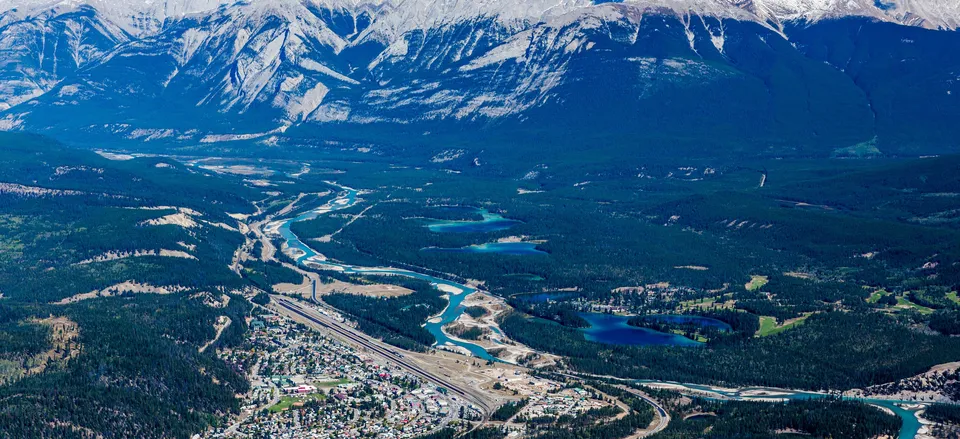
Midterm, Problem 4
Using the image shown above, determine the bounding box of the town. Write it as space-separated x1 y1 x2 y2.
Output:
199 298 652 439
202 308 478 438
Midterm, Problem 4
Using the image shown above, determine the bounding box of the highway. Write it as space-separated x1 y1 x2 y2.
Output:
557 372 671 437
634 391 670 437
271 296 494 416
610 383 670 438
272 294 671 435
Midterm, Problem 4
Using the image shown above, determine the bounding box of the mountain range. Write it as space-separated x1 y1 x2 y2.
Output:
0 0 957 157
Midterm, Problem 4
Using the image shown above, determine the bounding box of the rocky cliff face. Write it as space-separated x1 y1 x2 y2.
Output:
0 0 957 156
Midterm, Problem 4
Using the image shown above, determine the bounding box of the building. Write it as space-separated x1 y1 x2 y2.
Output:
283 385 318 395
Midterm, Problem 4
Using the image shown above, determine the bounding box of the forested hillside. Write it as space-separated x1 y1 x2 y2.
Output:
0 134 262 438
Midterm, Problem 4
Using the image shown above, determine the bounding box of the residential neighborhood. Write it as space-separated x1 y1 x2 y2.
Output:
202 311 475 438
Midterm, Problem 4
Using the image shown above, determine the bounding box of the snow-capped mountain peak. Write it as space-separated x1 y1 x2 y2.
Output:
2 0 957 35
0 0 957 148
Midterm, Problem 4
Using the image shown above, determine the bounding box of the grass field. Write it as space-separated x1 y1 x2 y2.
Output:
269 394 326 413
745 275 769 292
679 297 718 309
757 313 813 337
896 296 934 315
679 294 735 311
758 316 777 336
948 291 960 306
866 289 888 304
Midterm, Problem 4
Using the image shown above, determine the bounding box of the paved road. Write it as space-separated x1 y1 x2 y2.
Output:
273 296 671 434
558 372 671 437
598 382 669 438
220 362 279 437
632 390 670 437
271 296 494 416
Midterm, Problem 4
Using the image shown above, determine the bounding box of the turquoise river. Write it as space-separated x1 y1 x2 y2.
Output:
274 185 927 439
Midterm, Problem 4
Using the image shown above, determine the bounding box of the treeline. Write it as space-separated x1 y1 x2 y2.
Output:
499 311 960 390
625 312 757 343
930 310 960 335
0 133 257 216
4 253 246 304
697 309 759 341
323 278 447 351
490 399 529 421
584 381 655 415
626 316 717 342
529 408 652 439
0 305 49 358
242 260 304 291
445 324 486 340
647 189 960 288
910 286 960 310
417 426 507 439
730 274 870 321
464 306 488 318
507 299 588 328
651 397 900 439
251 292 271 305
777 154 960 225
925 403 960 425
0 200 246 303
0 293 251 438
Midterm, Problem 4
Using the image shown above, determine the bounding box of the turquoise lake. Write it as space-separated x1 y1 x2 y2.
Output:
421 242 548 255
424 208 521 233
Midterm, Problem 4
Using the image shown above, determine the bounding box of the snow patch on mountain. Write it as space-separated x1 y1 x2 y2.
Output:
300 59 360 84
461 29 531 71
0 0 957 138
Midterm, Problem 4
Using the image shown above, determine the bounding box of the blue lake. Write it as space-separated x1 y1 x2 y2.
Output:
421 242 548 255
577 313 703 347
424 208 521 233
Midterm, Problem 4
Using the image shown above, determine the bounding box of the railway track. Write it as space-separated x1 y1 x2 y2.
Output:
274 297 671 435
273 297 493 415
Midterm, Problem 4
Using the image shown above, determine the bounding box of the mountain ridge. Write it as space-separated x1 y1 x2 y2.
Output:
0 0 957 158
3 0 958 34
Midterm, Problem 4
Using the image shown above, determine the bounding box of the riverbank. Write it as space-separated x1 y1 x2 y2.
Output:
268 184 498 360
441 292 554 366
844 362 960 404
640 381 927 439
